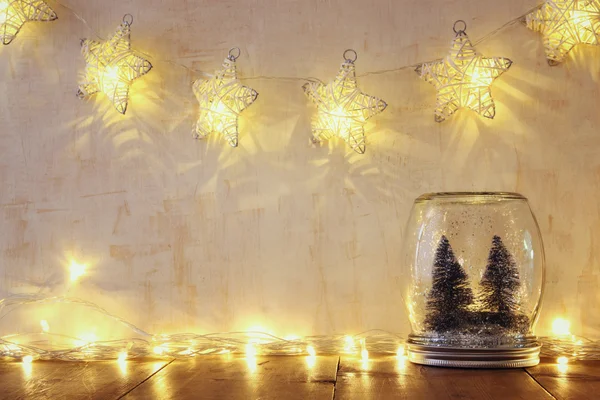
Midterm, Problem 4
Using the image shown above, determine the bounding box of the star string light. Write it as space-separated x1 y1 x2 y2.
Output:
192 47 259 147
77 14 152 115
0 0 57 45
525 0 600 65
415 20 512 122
303 49 387 154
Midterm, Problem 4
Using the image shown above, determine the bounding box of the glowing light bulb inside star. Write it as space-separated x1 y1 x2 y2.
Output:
192 48 258 147
0 2 6 24
525 0 600 64
416 21 511 122
69 260 87 282
0 1 57 45
78 16 152 114
303 49 387 154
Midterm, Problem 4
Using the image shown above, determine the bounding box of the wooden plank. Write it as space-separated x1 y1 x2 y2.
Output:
123 355 337 400
526 358 600 400
336 355 553 400
0 359 170 400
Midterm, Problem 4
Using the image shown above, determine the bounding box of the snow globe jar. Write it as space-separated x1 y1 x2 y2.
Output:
401 192 545 368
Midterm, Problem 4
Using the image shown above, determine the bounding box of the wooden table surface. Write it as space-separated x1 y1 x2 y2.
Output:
0 355 597 399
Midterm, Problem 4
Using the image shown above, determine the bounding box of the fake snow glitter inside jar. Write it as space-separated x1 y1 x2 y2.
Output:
401 192 545 368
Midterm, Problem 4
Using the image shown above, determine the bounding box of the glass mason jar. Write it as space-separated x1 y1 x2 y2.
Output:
401 192 545 368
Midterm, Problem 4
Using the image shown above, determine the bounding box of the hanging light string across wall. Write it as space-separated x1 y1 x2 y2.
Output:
50 0 543 81
0 294 599 362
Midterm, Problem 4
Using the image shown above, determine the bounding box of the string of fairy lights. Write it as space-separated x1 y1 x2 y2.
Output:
0 293 599 366
1 0 600 368
2 1 600 153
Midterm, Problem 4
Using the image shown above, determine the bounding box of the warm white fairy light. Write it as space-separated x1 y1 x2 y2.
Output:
396 345 405 358
40 320 49 332
306 345 317 368
360 338 369 362
118 351 127 362
246 343 257 357
557 356 569 365
22 357 32 377
556 355 569 372
344 336 355 353
74 332 97 347
245 342 258 372
0 295 598 362
116 351 128 375
552 318 571 336
69 260 87 282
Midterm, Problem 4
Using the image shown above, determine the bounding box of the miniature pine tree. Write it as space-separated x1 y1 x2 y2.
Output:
424 235 474 332
479 235 522 329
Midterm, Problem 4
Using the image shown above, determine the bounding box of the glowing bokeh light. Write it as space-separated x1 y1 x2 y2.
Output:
74 332 97 347
40 320 50 333
246 343 257 358
344 336 355 353
245 343 258 373
397 345 405 358
557 356 569 365
552 318 571 336
69 260 87 282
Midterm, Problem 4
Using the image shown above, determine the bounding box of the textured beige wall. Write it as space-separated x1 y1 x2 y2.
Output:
0 0 598 338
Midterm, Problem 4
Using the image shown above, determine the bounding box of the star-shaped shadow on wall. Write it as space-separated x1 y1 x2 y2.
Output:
77 20 152 114
525 0 600 64
192 56 258 147
416 31 512 122
303 59 387 154
0 0 57 45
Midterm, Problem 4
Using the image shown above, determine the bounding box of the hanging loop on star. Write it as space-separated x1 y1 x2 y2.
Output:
343 49 358 63
228 47 241 61
453 20 467 36
122 14 134 27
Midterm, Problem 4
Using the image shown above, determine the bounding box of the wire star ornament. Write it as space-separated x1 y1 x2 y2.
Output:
192 48 259 148
0 0 57 45
77 15 152 115
525 0 600 65
415 21 512 122
303 50 387 154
